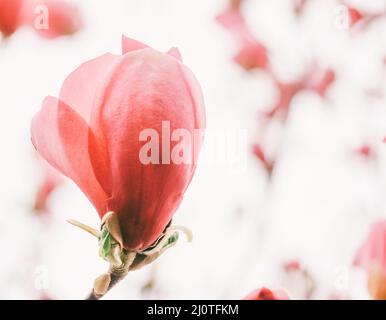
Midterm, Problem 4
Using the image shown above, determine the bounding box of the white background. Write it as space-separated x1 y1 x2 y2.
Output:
0 0 386 299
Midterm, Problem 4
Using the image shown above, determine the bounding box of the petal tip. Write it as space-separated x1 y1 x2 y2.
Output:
121 35 149 55
167 47 183 62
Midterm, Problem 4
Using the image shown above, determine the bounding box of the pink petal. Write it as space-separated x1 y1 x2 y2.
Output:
59 53 118 198
167 47 183 62
354 220 386 274
31 96 107 215
59 53 118 123
121 35 149 55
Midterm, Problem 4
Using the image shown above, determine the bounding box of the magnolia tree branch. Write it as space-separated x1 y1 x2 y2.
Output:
87 271 126 300
86 251 164 300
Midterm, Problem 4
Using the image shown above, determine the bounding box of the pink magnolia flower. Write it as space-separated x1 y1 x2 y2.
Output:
22 0 82 38
31 36 206 251
354 220 386 299
0 0 24 37
244 287 290 300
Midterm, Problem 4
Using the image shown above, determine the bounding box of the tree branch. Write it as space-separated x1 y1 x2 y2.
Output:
85 252 162 300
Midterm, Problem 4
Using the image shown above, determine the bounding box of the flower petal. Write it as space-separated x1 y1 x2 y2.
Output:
31 96 107 215
59 53 118 197
59 53 118 123
167 47 182 62
121 35 149 55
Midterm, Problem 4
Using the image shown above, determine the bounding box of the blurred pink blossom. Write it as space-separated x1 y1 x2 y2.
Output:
354 144 377 162
265 65 335 121
293 0 308 17
283 260 301 272
0 0 81 39
346 5 386 31
0 0 24 37
348 7 364 28
244 287 290 300
233 39 268 71
252 143 274 176
216 0 268 72
354 220 386 300
22 0 82 38
34 159 63 213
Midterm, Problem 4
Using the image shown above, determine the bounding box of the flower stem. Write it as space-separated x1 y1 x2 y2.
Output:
86 250 135 300
86 267 128 300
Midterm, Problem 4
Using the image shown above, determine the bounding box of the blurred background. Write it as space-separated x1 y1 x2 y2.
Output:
1 0 386 299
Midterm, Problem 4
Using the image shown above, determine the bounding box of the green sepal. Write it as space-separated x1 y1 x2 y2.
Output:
162 231 179 249
99 227 114 261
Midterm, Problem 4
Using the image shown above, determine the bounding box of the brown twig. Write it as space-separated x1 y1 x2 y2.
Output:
85 251 163 300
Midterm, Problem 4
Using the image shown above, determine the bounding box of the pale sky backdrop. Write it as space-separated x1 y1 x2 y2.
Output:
0 0 386 299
